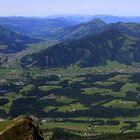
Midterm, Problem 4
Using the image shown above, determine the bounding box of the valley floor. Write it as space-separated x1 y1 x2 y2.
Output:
1 64 140 139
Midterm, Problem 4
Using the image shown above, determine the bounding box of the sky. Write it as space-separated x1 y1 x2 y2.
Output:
0 0 140 17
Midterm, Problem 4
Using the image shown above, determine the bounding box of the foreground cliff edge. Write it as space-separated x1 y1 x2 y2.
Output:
0 116 44 140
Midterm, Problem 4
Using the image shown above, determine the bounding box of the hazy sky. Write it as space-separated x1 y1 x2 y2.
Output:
0 0 139 16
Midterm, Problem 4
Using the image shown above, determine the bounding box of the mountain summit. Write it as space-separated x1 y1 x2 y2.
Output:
0 116 44 140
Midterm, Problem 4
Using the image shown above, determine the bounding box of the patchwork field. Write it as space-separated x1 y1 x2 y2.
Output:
1 65 140 139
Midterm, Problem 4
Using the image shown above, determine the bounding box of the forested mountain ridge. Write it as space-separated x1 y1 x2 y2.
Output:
21 27 140 68
51 18 106 41
104 22 140 38
0 26 40 53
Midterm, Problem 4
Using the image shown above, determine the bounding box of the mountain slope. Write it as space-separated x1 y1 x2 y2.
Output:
104 22 140 38
49 19 140 41
53 18 106 41
0 26 40 53
0 17 79 39
0 116 44 140
21 28 140 68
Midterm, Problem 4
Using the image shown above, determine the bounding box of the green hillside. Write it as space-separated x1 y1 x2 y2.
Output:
21 28 140 68
0 26 40 53
52 18 106 41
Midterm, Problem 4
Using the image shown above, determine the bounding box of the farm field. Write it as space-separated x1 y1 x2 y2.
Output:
1 64 140 139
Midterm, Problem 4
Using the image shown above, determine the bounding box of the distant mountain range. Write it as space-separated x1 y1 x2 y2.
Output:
51 18 106 41
1 16 140 67
52 19 140 41
1 16 140 40
21 19 140 68
0 17 79 39
47 15 140 23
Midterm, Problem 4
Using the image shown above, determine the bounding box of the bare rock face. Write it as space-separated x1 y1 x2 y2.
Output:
0 117 44 140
